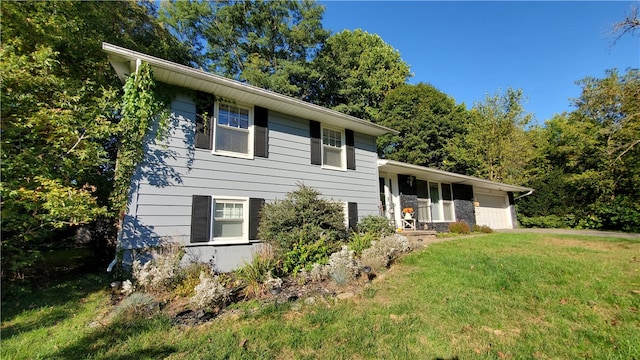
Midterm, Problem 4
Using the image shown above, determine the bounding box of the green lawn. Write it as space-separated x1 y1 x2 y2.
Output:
2 233 639 359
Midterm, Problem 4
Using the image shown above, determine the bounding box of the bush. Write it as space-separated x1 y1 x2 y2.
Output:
472 224 494 233
448 221 471 234
360 234 410 271
131 242 184 292
112 292 159 322
190 272 231 311
258 184 347 252
518 215 572 229
348 231 376 256
357 215 395 237
235 246 278 297
281 236 332 275
174 263 211 298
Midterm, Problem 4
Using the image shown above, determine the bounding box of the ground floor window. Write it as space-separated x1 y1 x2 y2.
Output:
214 200 245 239
417 180 454 222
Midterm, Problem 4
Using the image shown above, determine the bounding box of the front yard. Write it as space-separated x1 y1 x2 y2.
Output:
2 232 639 359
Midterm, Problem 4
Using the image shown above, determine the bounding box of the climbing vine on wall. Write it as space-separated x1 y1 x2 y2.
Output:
110 61 172 215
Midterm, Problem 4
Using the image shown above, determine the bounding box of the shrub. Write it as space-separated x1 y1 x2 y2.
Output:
518 215 572 229
360 234 410 271
112 292 159 322
236 246 278 297
281 236 332 275
357 215 395 237
326 246 360 285
258 184 347 252
348 231 376 256
174 263 211 298
131 242 184 292
190 272 231 311
472 224 494 233
448 221 471 234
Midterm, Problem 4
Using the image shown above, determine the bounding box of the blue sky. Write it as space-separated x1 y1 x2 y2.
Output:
320 1 639 124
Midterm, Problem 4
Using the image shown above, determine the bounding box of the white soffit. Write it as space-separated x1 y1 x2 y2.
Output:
102 42 398 137
378 159 534 193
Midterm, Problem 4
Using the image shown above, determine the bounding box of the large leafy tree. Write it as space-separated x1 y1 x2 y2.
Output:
1 1 192 277
444 88 537 185
376 83 470 168
159 0 329 99
310 29 411 121
520 69 640 231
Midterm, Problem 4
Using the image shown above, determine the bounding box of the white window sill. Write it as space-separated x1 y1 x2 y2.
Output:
186 239 250 246
321 164 347 172
212 149 254 160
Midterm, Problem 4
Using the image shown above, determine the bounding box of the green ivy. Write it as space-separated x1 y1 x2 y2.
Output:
110 62 172 214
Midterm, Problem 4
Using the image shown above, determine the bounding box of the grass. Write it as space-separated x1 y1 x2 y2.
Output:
2 232 639 359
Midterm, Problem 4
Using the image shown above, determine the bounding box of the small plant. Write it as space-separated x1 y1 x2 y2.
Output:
348 231 375 256
190 272 231 311
236 246 278 297
281 236 332 275
111 292 159 322
263 271 283 290
472 224 494 233
131 242 184 292
174 263 211 298
357 215 395 237
448 221 471 234
326 246 360 285
360 234 410 271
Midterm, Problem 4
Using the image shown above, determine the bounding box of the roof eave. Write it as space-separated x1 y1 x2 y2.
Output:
102 42 398 137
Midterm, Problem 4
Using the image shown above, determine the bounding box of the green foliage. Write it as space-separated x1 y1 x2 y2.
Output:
111 292 159 323
356 215 395 238
348 232 376 257
110 62 171 213
174 263 211 298
235 247 279 297
310 29 411 120
376 83 470 169
258 184 346 252
281 237 332 275
518 215 574 229
0 1 193 279
448 221 471 234
159 0 329 99
445 88 536 185
472 224 494 233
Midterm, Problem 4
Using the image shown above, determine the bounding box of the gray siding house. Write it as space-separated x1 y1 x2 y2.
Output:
104 44 533 272
104 43 397 272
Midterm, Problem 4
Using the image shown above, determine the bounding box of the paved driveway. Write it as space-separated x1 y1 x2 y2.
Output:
496 228 640 240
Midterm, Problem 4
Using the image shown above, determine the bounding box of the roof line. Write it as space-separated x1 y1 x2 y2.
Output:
102 42 398 135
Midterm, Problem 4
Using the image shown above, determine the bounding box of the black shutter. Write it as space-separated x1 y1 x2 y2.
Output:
195 97 213 150
190 195 212 243
345 129 355 170
249 198 265 240
310 120 321 165
347 202 358 231
254 106 269 158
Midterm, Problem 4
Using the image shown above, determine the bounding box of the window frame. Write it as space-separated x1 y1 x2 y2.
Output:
417 181 455 223
212 101 254 159
210 196 250 245
321 125 346 171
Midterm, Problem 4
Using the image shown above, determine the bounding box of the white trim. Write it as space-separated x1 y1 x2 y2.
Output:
321 125 347 171
212 102 254 159
209 196 250 245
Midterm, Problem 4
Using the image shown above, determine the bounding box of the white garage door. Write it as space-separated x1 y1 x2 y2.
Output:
475 194 512 229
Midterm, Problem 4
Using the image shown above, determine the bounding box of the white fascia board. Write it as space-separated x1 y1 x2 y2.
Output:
102 42 398 137
377 159 534 193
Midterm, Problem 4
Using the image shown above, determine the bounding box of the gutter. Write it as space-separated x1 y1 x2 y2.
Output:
514 189 534 200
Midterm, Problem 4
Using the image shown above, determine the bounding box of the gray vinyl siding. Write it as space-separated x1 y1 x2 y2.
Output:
120 94 380 269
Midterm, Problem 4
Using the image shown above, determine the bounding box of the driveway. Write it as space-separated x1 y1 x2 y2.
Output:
496 228 640 240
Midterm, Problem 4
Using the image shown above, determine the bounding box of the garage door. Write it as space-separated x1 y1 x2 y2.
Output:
475 194 512 229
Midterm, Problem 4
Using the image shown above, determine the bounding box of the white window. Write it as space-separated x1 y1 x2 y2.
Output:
322 127 345 169
214 103 253 158
212 198 249 243
417 180 455 222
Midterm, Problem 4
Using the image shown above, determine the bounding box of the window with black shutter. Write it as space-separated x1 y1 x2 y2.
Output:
195 95 214 150
254 106 269 158
190 195 212 243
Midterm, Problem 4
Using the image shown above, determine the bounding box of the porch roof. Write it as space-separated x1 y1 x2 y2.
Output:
378 159 534 193
102 43 398 137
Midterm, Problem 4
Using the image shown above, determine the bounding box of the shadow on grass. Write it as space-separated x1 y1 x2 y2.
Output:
1 272 110 333
51 317 177 360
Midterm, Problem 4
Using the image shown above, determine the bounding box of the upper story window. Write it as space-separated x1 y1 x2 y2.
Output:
322 127 345 169
215 103 253 157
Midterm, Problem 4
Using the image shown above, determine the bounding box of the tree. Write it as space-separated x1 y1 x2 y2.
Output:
611 5 640 45
518 69 640 231
310 29 411 121
375 83 470 168
159 0 329 99
444 88 536 185
1 1 192 278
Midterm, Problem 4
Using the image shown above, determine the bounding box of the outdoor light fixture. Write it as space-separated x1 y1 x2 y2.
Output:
362 266 372 283
270 286 282 307
407 175 415 187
